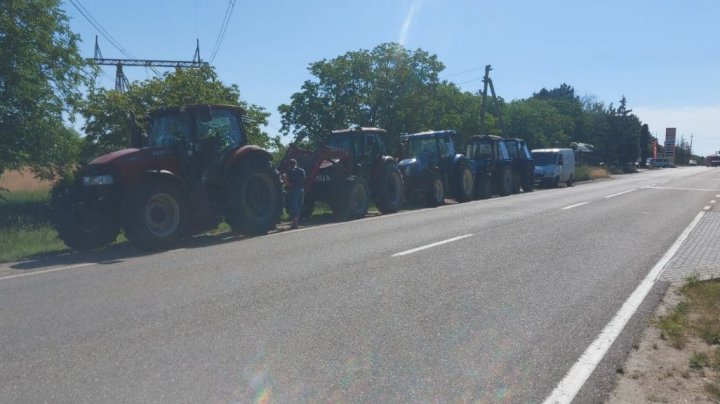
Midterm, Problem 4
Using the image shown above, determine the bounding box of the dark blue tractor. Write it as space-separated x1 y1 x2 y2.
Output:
397 130 474 206
465 135 534 199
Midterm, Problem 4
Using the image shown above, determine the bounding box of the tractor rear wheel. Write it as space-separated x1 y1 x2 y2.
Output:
425 172 445 206
227 159 282 235
333 176 369 220
497 167 513 196
51 183 121 251
512 173 522 194
453 165 474 202
124 181 187 250
375 165 402 214
521 171 534 192
476 175 492 199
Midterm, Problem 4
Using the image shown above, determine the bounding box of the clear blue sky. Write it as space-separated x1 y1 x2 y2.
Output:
64 0 720 155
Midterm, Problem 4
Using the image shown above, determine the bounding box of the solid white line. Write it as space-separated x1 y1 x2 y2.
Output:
646 186 719 192
604 189 637 199
704 206 711 211
543 211 705 404
561 202 589 210
0 263 96 281
392 234 473 257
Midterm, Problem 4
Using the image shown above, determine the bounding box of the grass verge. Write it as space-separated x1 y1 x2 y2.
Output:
574 165 609 182
0 190 68 262
654 276 720 398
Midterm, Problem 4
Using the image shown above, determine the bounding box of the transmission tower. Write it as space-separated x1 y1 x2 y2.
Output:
91 36 209 93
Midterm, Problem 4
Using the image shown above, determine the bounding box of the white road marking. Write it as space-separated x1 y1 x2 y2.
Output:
0 263 97 281
646 186 719 192
605 189 637 199
716 194 720 198
561 202 589 210
392 234 473 257
711 200 717 204
543 211 705 404
704 206 711 211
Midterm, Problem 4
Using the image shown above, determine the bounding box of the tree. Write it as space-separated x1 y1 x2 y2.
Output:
280 43 466 148
0 0 96 179
639 124 650 166
505 98 575 150
81 66 273 159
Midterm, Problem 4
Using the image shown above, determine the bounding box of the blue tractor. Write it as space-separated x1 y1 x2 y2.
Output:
397 130 475 206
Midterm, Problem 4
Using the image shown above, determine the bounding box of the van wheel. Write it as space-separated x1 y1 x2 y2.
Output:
553 176 560 188
566 175 574 187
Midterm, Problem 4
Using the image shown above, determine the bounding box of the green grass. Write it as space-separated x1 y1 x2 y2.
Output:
0 190 68 262
574 165 610 182
656 301 689 349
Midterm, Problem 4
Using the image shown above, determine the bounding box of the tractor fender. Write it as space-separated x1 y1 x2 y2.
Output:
224 145 273 172
372 156 398 181
139 170 193 203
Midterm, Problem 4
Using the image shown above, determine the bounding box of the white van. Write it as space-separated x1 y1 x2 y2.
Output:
532 148 576 187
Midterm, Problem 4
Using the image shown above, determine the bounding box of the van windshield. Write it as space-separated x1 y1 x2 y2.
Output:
532 151 557 165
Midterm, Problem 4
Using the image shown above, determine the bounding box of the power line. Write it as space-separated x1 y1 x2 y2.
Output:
67 0 133 59
457 76 485 85
209 0 237 63
441 66 484 80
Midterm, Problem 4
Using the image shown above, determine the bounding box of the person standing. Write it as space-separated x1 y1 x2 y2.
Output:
284 159 305 229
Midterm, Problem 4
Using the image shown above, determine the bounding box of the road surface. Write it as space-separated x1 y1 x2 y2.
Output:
1 167 718 403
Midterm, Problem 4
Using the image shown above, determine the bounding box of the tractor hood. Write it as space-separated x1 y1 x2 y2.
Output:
89 146 177 166
397 158 422 176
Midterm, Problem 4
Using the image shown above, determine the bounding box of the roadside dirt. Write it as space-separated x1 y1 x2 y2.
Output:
606 285 720 403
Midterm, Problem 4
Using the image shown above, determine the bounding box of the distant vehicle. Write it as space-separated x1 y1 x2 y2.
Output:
646 158 670 168
688 159 697 166
710 156 720 167
532 148 576 187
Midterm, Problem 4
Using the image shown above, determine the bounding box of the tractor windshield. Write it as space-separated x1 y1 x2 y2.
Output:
148 113 193 147
467 141 493 160
327 133 353 152
406 136 437 159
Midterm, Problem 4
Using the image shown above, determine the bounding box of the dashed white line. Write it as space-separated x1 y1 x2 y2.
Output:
704 206 711 211
646 186 719 192
543 211 705 404
0 263 96 281
711 200 717 204
561 202 589 210
392 234 473 257
605 189 637 199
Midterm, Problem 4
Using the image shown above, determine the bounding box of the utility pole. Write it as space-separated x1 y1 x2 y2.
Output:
689 134 694 156
91 36 209 93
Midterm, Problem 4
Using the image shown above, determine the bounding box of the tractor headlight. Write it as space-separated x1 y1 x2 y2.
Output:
82 174 114 186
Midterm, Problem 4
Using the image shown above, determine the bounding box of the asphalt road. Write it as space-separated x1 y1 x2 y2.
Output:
1 167 719 403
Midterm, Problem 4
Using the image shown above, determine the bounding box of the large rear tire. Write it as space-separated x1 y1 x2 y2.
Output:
453 165 474 202
227 159 282 235
375 165 403 214
521 171 534 192
512 173 522 194
333 176 369 220
497 167 513 196
425 171 445 206
51 183 120 251
124 181 187 250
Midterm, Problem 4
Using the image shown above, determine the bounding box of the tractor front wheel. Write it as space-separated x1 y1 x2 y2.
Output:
333 176 369 220
124 181 188 250
476 175 492 199
426 172 445 206
453 165 474 202
51 184 121 251
227 159 282 235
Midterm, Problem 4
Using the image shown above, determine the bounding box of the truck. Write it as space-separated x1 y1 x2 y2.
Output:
51 104 283 251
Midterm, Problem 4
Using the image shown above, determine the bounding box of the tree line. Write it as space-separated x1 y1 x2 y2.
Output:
1 2 680 181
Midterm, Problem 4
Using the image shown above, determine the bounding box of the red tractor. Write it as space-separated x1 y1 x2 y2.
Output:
51 104 283 251
279 127 403 220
